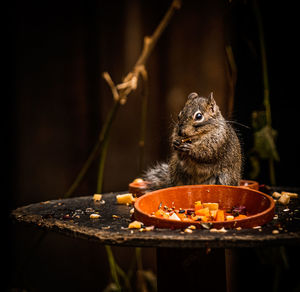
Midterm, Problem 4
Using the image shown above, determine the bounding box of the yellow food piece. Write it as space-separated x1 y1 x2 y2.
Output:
210 227 227 233
116 193 135 204
272 192 281 199
210 210 218 219
199 216 209 222
184 228 193 233
195 207 210 217
133 178 144 184
90 213 101 219
202 203 219 210
93 194 102 201
278 194 290 205
281 191 298 198
226 215 234 221
128 221 143 229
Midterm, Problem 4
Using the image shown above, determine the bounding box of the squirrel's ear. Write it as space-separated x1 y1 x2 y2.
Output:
208 92 215 103
188 92 198 100
208 92 218 113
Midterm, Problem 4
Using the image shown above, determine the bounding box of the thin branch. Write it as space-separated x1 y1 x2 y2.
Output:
225 45 237 119
65 101 121 197
105 245 121 291
64 0 181 197
103 72 119 102
135 0 181 68
108 0 181 105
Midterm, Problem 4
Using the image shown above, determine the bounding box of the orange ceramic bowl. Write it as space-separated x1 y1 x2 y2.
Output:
134 185 275 229
129 180 150 197
240 179 259 190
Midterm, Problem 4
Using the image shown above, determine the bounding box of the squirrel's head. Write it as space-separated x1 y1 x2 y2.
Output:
174 92 223 138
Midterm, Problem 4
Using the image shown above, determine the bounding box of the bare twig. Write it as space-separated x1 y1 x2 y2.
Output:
104 0 181 105
102 72 119 102
65 0 181 197
225 45 237 119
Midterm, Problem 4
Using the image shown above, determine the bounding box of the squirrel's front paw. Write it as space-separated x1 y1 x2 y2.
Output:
173 140 192 152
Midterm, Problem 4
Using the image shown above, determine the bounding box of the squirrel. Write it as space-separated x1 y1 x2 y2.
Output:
143 92 242 190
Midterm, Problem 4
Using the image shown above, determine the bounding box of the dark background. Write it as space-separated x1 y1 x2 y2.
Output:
9 0 299 291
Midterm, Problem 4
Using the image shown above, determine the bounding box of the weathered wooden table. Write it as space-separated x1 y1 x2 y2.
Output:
12 187 300 292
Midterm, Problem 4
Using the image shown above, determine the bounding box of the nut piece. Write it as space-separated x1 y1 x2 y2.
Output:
93 194 102 201
210 227 227 233
184 228 193 233
272 192 282 199
128 221 143 229
116 193 135 205
278 194 290 205
133 178 144 184
281 191 298 198
90 213 101 219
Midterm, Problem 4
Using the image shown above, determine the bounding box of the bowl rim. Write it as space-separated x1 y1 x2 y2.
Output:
239 179 259 184
134 184 275 228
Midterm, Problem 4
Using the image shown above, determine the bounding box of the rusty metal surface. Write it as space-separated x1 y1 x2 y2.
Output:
11 188 300 248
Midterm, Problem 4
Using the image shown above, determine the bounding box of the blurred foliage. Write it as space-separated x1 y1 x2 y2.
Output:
249 110 279 180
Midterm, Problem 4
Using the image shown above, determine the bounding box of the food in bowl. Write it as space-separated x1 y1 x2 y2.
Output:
153 200 248 223
134 185 275 229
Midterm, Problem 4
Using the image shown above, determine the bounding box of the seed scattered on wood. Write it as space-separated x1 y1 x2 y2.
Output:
90 213 101 219
128 221 143 229
184 228 193 233
210 227 227 233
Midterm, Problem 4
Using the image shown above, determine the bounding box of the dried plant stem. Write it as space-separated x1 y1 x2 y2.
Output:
65 101 121 197
64 0 181 197
99 2 181 291
135 0 181 68
225 45 237 118
105 245 121 291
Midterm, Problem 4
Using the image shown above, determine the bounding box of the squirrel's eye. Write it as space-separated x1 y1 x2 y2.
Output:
194 111 203 121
